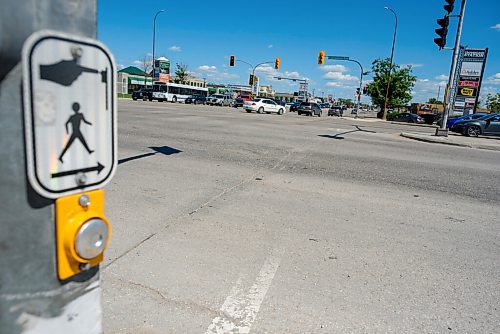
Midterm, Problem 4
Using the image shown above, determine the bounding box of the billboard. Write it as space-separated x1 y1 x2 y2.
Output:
451 48 488 115
154 57 170 82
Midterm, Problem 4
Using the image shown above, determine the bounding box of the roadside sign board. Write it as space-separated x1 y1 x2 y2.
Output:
451 47 488 115
22 30 117 199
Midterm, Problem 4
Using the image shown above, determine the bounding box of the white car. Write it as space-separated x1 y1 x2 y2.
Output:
207 94 233 106
243 98 285 115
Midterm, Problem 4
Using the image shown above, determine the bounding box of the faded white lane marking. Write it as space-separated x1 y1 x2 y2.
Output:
205 249 283 334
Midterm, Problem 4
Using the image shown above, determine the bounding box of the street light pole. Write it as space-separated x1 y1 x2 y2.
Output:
382 6 398 120
152 9 165 82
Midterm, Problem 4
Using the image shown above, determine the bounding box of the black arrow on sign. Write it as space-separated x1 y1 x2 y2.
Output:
51 162 104 179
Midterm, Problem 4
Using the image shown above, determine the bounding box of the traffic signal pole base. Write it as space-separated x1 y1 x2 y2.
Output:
435 128 449 137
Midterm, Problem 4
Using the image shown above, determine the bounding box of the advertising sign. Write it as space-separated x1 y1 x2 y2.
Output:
154 57 170 82
451 47 488 115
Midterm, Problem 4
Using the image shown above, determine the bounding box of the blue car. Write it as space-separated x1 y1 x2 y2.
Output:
446 113 488 128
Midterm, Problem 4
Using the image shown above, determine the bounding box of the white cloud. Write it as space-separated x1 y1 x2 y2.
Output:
168 45 182 52
326 82 344 87
323 71 358 81
435 74 448 81
491 23 500 31
198 65 217 73
485 73 500 85
132 60 142 67
255 64 277 74
268 44 273 48
320 64 349 72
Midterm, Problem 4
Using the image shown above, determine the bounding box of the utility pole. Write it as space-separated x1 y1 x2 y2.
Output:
0 1 115 333
382 6 398 120
438 0 467 136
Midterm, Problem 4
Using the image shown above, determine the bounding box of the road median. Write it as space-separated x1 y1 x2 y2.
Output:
400 132 500 151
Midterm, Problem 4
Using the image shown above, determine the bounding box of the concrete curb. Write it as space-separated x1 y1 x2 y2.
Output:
391 122 437 128
400 132 500 152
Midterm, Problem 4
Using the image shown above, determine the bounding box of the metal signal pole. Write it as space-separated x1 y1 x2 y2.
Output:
439 0 467 135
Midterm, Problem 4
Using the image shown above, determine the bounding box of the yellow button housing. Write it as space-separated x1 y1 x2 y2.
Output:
56 190 111 280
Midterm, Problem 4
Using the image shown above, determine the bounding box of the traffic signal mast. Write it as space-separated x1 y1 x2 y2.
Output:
434 0 467 135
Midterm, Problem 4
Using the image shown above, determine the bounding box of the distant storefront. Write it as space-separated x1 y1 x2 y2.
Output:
117 66 152 94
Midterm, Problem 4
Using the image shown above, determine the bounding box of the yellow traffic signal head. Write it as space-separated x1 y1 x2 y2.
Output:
229 55 235 66
274 57 281 70
318 50 326 65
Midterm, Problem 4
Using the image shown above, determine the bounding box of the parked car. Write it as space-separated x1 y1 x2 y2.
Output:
387 112 425 124
289 102 301 112
437 113 489 128
243 98 285 115
184 94 207 105
319 103 330 110
297 102 322 117
450 113 500 137
328 106 343 117
207 94 233 106
132 88 152 101
351 108 358 114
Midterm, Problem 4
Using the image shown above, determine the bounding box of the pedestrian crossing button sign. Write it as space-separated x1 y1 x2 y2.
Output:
22 30 117 199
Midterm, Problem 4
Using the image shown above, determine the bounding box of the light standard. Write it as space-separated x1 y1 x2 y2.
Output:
236 59 275 96
152 9 165 81
382 6 397 120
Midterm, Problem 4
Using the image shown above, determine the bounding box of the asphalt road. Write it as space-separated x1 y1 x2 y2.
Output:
102 100 500 334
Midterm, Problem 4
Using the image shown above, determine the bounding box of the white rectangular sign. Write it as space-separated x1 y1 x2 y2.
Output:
22 30 117 199
459 62 483 77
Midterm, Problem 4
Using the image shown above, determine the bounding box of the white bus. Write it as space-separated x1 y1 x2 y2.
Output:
152 82 208 103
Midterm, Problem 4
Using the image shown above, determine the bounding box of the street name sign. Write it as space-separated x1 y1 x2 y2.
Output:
22 30 117 199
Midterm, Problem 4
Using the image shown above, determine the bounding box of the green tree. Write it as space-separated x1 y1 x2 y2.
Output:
337 98 353 107
365 58 417 119
427 97 443 105
174 63 189 84
485 93 500 112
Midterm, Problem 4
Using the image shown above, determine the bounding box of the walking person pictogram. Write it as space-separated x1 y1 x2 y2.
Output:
59 102 94 163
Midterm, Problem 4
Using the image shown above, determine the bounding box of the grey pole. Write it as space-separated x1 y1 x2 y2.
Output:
440 0 467 134
0 1 105 333
346 59 364 119
152 10 165 82
382 6 398 120
251 61 274 97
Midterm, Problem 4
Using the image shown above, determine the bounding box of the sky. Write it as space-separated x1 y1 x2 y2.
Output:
98 0 500 104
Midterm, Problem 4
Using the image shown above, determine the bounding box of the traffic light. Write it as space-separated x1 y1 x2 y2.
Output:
444 0 455 14
434 15 449 49
274 57 281 70
249 74 254 85
318 50 325 65
363 86 367 94
229 55 235 67
356 87 361 95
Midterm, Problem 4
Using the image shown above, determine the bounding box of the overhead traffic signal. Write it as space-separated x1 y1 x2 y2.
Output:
249 74 254 85
363 86 367 94
434 15 449 49
318 50 325 65
444 0 455 14
229 55 235 67
274 57 281 70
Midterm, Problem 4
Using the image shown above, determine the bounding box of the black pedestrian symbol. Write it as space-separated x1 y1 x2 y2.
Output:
59 102 94 163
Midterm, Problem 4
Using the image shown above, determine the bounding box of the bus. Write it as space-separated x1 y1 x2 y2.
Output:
152 82 208 103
